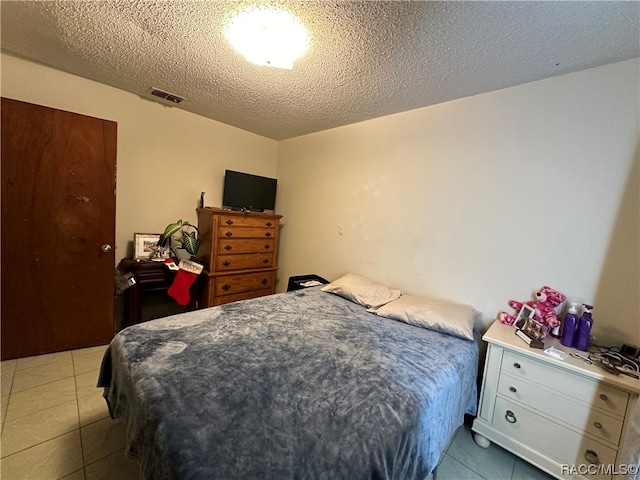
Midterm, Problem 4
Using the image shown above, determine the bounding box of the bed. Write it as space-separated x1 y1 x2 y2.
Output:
98 283 479 480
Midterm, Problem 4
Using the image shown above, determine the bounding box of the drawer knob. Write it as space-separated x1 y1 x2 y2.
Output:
265 232 272 237
226 219 234 225
266 222 272 227
264 244 271 249
585 449 600 465
225 231 233 237
262 259 269 264
222 284 231 291
513 362 521 369
505 410 517 424
224 245 232 251
223 261 231 267
509 386 517 393
261 278 268 285
599 393 609 402
594 421 603 429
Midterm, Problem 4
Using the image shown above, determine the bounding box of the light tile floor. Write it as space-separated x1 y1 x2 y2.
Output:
0 346 555 480
1 345 139 480
438 421 555 480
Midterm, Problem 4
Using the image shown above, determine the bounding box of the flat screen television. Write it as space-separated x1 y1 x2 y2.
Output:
222 170 278 212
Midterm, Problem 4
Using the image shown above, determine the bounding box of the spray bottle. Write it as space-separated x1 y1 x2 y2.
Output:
574 304 593 352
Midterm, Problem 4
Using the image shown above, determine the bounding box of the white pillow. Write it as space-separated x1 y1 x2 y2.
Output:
373 294 478 340
321 274 402 309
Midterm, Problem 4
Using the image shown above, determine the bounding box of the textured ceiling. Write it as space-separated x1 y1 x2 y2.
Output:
2 1 639 140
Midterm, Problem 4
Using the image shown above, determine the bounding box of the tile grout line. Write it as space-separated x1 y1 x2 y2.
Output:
1 367 16 434
508 457 517 480
56 352 91 479
72 353 89 478
1 429 78 460
3 378 79 423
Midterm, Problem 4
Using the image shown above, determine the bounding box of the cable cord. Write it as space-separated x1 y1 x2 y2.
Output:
588 344 639 378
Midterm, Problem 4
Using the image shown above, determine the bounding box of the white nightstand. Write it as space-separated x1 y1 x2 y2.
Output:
472 320 639 480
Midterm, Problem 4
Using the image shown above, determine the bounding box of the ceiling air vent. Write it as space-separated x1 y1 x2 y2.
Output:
149 87 185 104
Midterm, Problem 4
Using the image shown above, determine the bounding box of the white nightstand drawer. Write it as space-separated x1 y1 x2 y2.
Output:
493 396 617 480
501 351 629 417
497 374 623 445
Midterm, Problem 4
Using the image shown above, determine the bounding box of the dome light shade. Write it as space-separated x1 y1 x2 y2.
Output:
225 8 309 69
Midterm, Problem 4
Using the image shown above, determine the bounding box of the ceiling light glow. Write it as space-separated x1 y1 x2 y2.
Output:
225 8 309 69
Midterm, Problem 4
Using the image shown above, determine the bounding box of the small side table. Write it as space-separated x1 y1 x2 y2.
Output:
117 258 204 328
286 274 329 292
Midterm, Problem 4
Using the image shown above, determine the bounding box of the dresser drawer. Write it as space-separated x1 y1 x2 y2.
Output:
213 288 273 306
215 253 274 271
497 374 623 445
217 239 275 255
493 396 617 480
214 271 276 297
218 215 278 228
502 351 629 417
217 226 276 239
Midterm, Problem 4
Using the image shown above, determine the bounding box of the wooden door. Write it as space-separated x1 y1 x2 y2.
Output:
1 98 117 360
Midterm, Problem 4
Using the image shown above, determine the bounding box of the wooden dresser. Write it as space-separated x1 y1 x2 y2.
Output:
197 207 283 307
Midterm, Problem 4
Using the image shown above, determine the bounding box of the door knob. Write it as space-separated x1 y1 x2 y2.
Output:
101 244 112 252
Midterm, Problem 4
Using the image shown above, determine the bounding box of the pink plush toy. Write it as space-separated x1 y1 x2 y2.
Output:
499 286 566 338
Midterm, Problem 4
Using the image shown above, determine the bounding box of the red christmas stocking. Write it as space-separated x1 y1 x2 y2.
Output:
167 259 203 306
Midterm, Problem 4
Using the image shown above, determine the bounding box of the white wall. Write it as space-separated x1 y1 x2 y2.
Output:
1 52 278 260
3 52 637 346
277 59 639 346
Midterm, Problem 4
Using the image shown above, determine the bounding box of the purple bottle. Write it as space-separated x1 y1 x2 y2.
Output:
561 303 580 348
575 304 593 352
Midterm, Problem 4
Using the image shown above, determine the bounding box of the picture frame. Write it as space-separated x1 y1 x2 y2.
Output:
514 304 536 330
520 317 544 342
133 233 162 260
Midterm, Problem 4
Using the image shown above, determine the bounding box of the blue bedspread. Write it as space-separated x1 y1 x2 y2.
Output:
99 287 478 480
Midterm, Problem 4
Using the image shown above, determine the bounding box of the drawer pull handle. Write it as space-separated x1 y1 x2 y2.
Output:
594 422 603 429
509 386 517 393
224 245 232 251
222 284 231 291
262 259 269 264
513 362 521 369
261 278 268 285
265 232 272 237
225 231 233 237
585 449 600 465
505 410 517 424
599 393 609 402
226 219 234 225
264 244 271 249
223 261 231 267
266 222 272 227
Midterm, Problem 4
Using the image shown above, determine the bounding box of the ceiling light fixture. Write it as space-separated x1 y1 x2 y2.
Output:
225 8 309 70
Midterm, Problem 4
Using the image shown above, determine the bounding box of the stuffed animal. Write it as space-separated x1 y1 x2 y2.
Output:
498 286 566 338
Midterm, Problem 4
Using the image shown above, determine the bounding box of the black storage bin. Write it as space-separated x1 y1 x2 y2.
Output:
287 274 329 292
